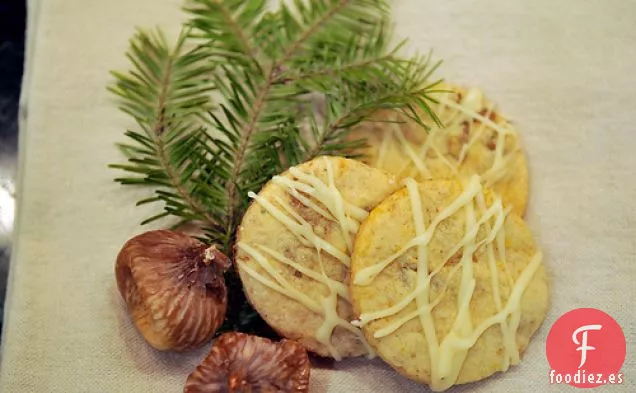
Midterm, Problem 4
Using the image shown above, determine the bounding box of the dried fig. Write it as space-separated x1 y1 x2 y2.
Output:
184 332 310 393
115 230 230 351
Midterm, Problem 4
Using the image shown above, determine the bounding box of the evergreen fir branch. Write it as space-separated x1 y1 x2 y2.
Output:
275 0 389 61
286 35 443 160
184 0 265 66
268 15 444 161
108 28 224 234
301 75 443 161
275 53 397 84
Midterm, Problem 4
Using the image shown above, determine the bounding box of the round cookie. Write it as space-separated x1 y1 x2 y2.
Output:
347 83 529 216
350 177 548 391
235 156 400 359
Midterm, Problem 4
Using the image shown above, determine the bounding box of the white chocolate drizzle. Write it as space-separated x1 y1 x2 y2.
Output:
238 157 374 360
371 87 520 194
352 175 543 391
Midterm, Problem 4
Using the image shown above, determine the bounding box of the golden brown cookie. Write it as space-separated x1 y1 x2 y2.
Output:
235 156 400 359
348 83 529 216
350 177 549 391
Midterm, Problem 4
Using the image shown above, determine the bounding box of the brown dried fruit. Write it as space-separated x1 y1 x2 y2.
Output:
184 332 311 393
115 230 230 351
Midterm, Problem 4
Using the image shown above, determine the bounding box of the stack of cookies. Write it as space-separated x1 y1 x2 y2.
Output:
235 84 549 392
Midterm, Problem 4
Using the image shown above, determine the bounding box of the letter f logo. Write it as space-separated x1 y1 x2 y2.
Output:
572 324 602 368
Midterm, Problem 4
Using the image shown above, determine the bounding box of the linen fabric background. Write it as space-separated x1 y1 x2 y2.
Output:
0 0 634 391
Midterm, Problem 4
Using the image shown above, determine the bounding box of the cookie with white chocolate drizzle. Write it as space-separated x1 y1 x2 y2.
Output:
235 156 400 359
349 177 549 391
347 83 529 216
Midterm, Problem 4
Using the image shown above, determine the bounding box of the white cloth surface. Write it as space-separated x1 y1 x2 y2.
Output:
1 0 635 391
